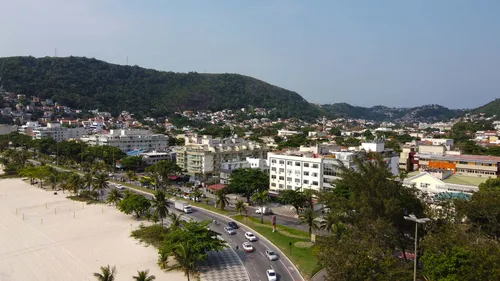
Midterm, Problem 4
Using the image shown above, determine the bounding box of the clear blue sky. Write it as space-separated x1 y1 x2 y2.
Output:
1 0 499 109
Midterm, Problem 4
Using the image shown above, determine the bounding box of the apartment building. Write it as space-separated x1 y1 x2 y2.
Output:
85 129 168 152
140 151 172 166
31 122 89 142
267 150 357 192
174 135 268 179
415 154 500 178
219 157 269 184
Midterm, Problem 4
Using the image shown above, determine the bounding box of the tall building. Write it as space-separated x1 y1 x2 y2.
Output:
31 122 89 142
84 129 168 152
174 135 268 179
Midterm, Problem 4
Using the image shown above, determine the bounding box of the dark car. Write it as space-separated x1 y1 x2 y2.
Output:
228 221 238 229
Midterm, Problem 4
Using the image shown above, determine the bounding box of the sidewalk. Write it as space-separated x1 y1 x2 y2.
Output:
311 268 326 281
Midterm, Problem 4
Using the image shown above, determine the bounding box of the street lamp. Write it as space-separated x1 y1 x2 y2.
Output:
404 214 430 281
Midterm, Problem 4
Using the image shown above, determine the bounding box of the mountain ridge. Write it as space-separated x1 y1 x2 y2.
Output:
0 56 497 122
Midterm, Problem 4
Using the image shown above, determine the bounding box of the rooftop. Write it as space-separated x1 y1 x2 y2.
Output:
442 175 488 186
417 153 500 163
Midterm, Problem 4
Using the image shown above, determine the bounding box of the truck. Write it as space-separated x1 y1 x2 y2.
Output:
174 201 192 214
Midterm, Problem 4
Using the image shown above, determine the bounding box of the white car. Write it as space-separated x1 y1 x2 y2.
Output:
265 249 278 261
224 227 236 235
245 232 258 241
242 242 254 252
266 269 277 281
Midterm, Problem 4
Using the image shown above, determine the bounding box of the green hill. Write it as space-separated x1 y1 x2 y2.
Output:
473 98 500 118
0 56 322 119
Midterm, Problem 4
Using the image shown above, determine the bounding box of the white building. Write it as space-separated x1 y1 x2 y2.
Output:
267 150 357 192
277 130 302 138
420 138 454 151
140 151 172 166
360 139 400 175
85 129 169 152
174 135 268 178
403 171 478 197
31 123 88 142
219 157 269 184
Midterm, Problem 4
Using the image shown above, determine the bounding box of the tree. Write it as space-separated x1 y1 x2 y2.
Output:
45 172 59 190
279 189 306 215
126 170 137 183
252 190 270 223
122 156 144 171
228 168 269 203
168 212 184 229
106 188 123 207
234 200 246 215
84 172 94 191
160 221 226 281
93 265 116 281
132 270 155 281
93 173 109 200
191 189 203 202
300 208 320 235
118 193 151 218
151 190 170 225
69 174 84 195
146 160 182 189
215 189 230 210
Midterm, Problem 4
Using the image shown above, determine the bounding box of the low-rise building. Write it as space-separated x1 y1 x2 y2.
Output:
31 122 88 142
219 157 269 184
415 154 500 178
140 151 172 166
403 171 478 197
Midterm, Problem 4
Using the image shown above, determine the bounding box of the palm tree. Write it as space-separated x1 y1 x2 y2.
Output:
165 243 196 281
215 189 230 211
106 188 123 207
300 208 320 235
126 170 136 183
69 174 84 195
46 172 59 190
234 200 246 215
93 265 116 281
252 190 270 223
151 190 170 225
132 270 155 281
84 173 94 191
93 173 109 200
168 212 184 229
319 211 339 232
191 189 203 202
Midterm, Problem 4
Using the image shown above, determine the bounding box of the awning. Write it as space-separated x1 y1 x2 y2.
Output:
169 175 179 180
208 184 226 190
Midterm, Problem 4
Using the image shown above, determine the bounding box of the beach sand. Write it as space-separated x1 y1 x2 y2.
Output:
0 178 185 281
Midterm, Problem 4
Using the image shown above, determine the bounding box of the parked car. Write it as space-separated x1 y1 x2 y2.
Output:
228 221 239 229
245 232 258 242
255 207 272 215
242 242 254 252
265 250 278 261
266 269 277 281
224 227 236 235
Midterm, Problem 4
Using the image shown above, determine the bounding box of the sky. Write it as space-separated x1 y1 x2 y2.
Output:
1 0 499 109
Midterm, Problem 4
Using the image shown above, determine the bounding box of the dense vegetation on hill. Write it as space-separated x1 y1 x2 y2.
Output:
0 56 322 119
321 103 464 121
473 98 500 117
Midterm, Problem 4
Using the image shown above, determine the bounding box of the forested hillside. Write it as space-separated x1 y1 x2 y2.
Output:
0 56 322 119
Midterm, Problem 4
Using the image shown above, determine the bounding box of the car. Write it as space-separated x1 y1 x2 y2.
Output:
228 221 238 229
224 227 236 235
242 242 254 252
245 232 258 241
266 269 277 281
265 250 278 261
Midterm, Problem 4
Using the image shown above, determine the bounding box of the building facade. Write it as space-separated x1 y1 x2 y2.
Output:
219 157 269 184
415 154 500 178
174 135 269 179
85 129 169 152
31 123 89 142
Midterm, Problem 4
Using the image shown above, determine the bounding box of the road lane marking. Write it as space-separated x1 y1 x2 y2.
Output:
280 259 296 280
260 252 265 258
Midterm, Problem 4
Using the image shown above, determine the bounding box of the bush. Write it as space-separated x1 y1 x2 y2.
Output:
131 224 169 248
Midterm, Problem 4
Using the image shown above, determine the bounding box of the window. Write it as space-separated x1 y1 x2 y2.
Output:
287 185 292 189
303 163 309 167
312 172 318 177
312 181 319 186
279 184 284 189
271 167 276 171
279 160 285 164
271 175 276 179
287 161 292 165
279 168 285 173
312 164 319 169
303 180 309 184
271 159 276 164
279 176 284 180
295 162 301 167
420 183 430 188
295 178 300 183
271 183 276 187
304 171 309 176
287 177 292 182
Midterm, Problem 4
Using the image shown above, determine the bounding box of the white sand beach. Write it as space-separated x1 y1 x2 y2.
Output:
0 178 185 281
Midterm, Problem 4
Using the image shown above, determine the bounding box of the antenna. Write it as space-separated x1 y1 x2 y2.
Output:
126 56 128 65
54 48 57 57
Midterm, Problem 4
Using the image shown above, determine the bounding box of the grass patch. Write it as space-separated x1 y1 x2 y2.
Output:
243 215 310 239
233 215 322 279
0 173 21 179
131 224 169 249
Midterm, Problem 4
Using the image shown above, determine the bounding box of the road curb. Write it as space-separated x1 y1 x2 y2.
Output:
192 205 306 281
310 268 326 281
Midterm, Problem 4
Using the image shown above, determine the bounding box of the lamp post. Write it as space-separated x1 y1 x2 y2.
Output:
404 214 430 281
